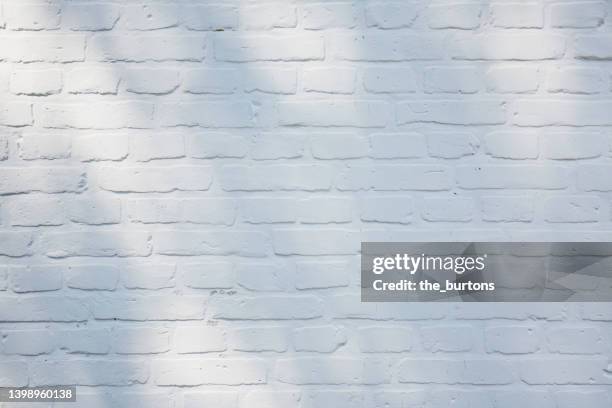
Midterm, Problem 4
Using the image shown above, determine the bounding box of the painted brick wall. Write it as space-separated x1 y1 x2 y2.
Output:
1 0 612 407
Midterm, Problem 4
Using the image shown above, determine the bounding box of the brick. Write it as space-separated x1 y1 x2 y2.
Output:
578 165 612 191
359 327 412 352
243 391 301 408
420 325 473 352
182 5 238 30
547 327 603 354
515 100 612 126
153 359 265 385
0 103 32 126
399 359 514 384
303 391 365 408
98 166 212 192
0 297 88 322
236 262 288 291
215 34 324 61
360 197 413 224
112 328 170 354
123 4 179 30
490 3 544 28
38 102 154 129
373 165 452 191
303 3 359 29
482 196 534 222
334 33 445 61
427 132 479 158
221 165 333 191
2 330 55 355
10 69 62 96
122 264 175 290
0 232 32 257
0 35 85 62
251 134 304 160
244 67 297 94
273 230 358 255
311 134 368 159
60 329 111 354
155 231 269 257
187 133 248 158
297 197 352 223
520 359 612 384
551 2 606 28
337 165 452 191
183 68 238 94
428 3 482 29
397 101 506 125
543 196 600 223
304 67 356 94
175 327 226 353
329 294 447 320
158 102 253 127
485 326 540 354
424 67 481 93
370 133 427 158
295 261 350 289
89 35 205 61
66 265 119 291
43 231 151 258
9 265 62 293
31 360 148 386
486 66 540 93
422 197 474 222
456 165 569 189
547 67 605 94
230 327 288 352
63 4 120 31
130 133 185 161
541 133 605 159
555 391 611 408
19 132 71 160
0 362 28 386
65 67 119 94
0 167 85 194
67 195 121 225
575 35 612 59
91 296 204 321
363 67 417 93
212 296 323 320
294 326 347 352
183 199 238 225
0 135 7 160
276 358 389 384
184 393 238 408
240 198 297 223
278 100 388 127
452 34 566 60
484 131 539 159
366 3 419 28
242 4 297 29
491 391 554 408
124 68 179 95
5 196 64 226
181 263 235 289
4 4 60 30
73 134 128 161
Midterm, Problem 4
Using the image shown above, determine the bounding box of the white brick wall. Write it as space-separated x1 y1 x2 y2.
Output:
0 0 612 406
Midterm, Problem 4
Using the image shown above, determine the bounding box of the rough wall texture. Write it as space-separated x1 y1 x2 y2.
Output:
1 0 612 407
